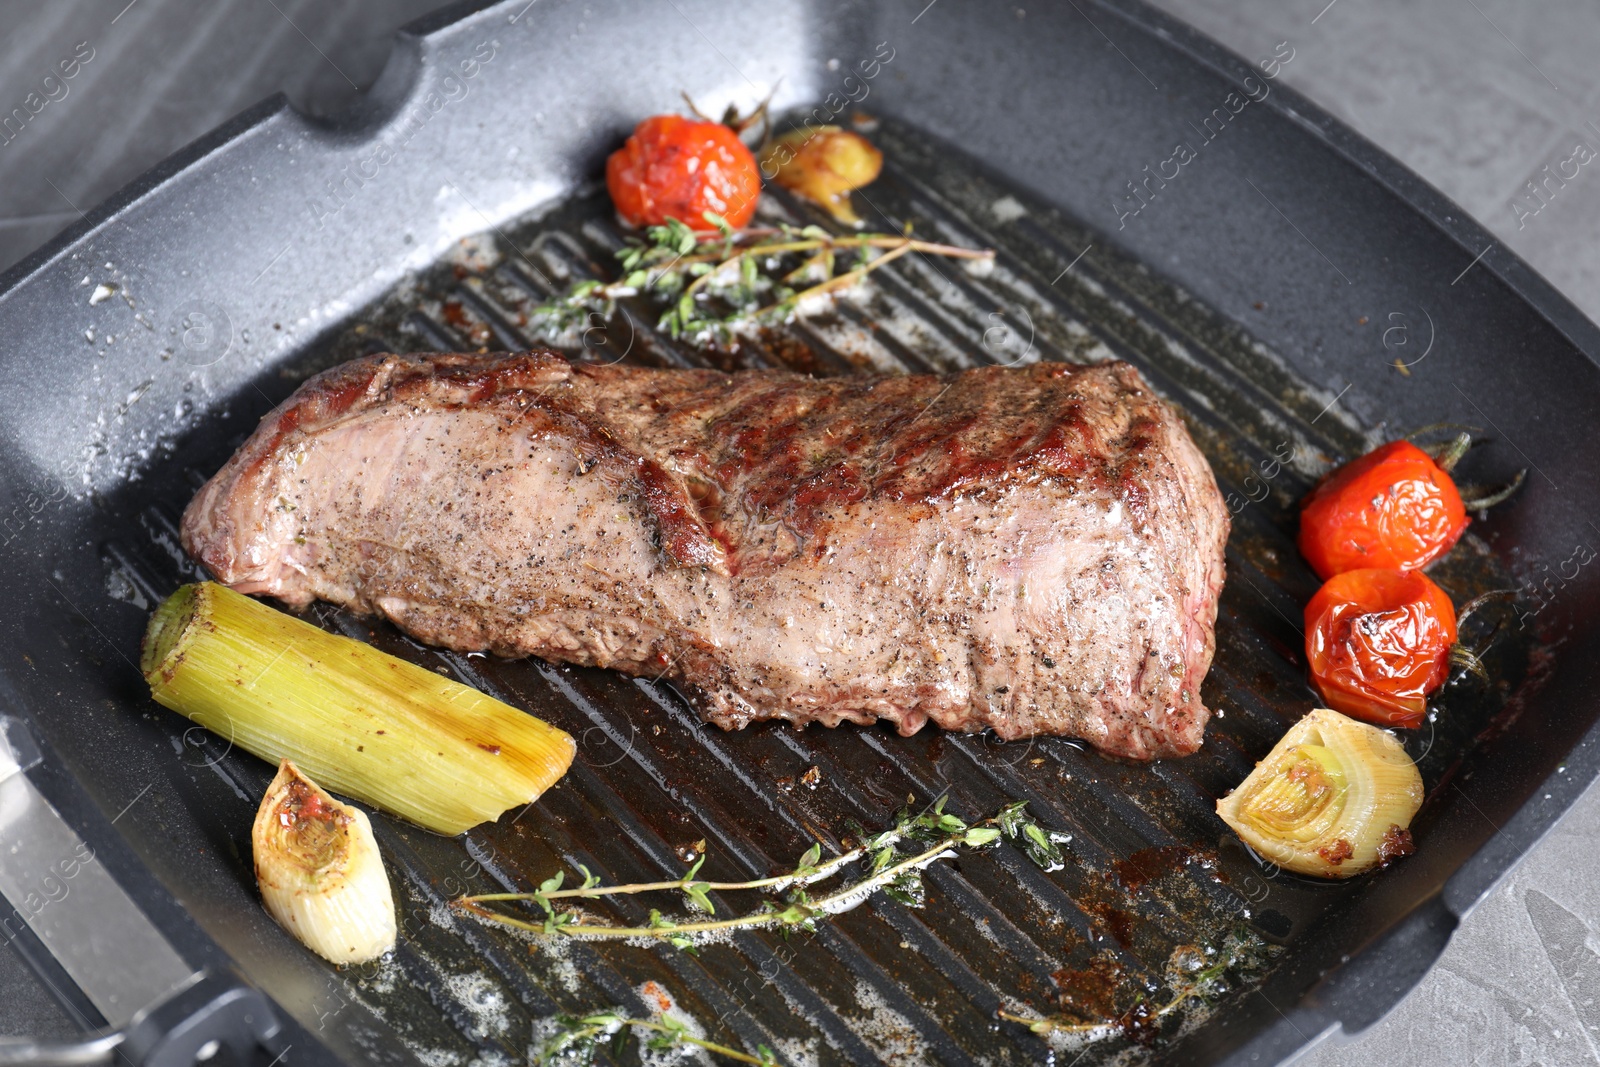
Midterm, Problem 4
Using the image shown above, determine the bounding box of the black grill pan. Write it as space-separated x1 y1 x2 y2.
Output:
2 1 1599 1065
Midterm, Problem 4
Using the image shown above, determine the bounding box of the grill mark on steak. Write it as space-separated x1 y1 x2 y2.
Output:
182 351 1229 760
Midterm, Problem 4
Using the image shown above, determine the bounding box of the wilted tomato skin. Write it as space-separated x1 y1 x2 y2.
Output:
1304 568 1457 729
605 115 761 230
1299 440 1468 580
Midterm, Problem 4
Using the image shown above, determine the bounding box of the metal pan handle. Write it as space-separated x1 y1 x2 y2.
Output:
0 717 280 1066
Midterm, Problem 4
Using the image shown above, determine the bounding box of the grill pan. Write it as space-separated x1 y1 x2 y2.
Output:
3 0 1600 1064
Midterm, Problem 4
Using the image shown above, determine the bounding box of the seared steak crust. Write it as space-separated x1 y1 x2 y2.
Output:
183 352 1228 759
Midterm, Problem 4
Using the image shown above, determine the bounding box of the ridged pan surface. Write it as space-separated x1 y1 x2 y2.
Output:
83 113 1533 1067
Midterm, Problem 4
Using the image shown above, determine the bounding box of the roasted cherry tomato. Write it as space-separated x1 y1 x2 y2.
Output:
605 114 761 230
1304 568 1457 729
1299 440 1468 579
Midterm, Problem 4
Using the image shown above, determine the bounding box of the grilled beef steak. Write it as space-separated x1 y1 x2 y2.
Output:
183 351 1229 759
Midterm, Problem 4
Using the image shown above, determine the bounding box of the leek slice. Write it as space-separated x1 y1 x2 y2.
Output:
1216 708 1422 878
142 582 574 835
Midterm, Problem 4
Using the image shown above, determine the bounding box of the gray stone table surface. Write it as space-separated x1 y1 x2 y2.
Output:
1 0 1598 1064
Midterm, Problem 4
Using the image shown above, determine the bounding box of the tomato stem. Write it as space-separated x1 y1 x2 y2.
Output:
1458 469 1527 510
1455 589 1518 628
1447 644 1489 684
1449 589 1518 687
1404 422 1481 446
1432 431 1473 473
681 87 777 139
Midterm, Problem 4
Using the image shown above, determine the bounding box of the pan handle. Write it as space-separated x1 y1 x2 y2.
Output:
0 971 281 1067
0 1033 120 1067
0 714 281 1066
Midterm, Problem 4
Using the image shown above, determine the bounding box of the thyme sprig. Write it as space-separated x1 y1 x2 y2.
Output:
453 798 1066 949
539 1010 778 1066
528 212 993 345
998 930 1267 1044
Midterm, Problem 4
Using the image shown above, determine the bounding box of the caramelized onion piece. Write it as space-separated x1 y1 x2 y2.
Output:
761 126 883 223
1216 709 1422 878
254 760 396 964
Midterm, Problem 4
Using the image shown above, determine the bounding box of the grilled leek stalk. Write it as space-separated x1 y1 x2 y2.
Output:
141 582 574 835
1216 708 1422 878
254 760 395 964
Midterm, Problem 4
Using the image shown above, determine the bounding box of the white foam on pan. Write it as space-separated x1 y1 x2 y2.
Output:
488 922 585 993
770 1035 821 1067
528 930 584 994
428 900 460 932
440 972 511 1041
846 980 929 1066
358 955 401 996
990 196 1028 223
